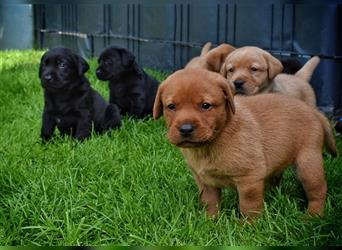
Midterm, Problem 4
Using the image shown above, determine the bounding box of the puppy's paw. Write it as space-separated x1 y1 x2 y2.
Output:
40 133 53 143
74 132 91 141
104 104 122 129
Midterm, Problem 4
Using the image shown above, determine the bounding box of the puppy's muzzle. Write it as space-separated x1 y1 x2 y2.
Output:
41 74 56 87
43 74 53 82
233 79 245 89
96 68 109 80
233 79 246 94
179 123 195 137
95 68 103 78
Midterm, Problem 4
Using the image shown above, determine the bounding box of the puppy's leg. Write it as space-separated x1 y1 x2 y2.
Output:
109 94 115 105
129 94 146 118
74 114 92 140
59 127 72 137
201 185 222 217
103 104 122 130
295 150 327 216
41 112 56 141
193 174 221 217
237 178 265 219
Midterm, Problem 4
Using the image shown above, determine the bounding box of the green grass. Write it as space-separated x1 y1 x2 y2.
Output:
0 50 341 246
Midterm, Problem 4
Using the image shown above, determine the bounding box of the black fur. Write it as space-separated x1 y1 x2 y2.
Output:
39 47 121 141
96 46 159 118
280 58 302 74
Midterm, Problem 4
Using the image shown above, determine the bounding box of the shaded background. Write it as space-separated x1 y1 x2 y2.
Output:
0 0 341 112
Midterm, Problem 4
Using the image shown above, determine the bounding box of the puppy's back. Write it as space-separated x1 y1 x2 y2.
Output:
238 94 320 131
236 94 336 157
272 73 316 107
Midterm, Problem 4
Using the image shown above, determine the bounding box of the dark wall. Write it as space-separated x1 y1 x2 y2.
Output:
3 0 342 110
0 4 33 49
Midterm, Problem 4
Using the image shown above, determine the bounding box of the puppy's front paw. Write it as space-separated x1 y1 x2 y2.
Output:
41 132 53 143
206 204 220 218
105 104 122 129
74 133 91 141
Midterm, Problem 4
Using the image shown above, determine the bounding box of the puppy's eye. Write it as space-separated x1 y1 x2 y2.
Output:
228 68 234 73
57 61 65 69
105 60 113 65
201 103 212 110
167 103 176 110
251 66 258 72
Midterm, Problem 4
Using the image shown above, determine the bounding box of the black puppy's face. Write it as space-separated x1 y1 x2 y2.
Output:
39 47 89 90
96 46 135 81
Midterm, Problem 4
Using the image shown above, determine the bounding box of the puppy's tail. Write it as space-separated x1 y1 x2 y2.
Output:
201 42 212 56
316 111 337 157
295 56 320 82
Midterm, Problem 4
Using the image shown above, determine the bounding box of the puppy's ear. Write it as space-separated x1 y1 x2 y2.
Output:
153 83 164 119
74 54 89 76
218 78 235 115
220 61 227 78
263 51 283 80
206 44 235 72
120 48 135 67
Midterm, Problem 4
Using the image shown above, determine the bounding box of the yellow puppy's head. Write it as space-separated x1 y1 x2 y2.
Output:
153 69 235 148
220 46 283 95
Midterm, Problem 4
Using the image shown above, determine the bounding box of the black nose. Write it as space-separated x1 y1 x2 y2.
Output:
179 123 194 136
43 74 52 81
233 79 245 89
96 69 102 75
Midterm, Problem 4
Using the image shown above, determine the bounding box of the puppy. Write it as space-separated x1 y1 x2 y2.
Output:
185 42 235 72
153 69 337 219
39 47 121 141
96 46 159 119
220 46 319 107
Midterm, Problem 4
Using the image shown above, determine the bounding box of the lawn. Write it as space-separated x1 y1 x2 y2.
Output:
0 50 341 246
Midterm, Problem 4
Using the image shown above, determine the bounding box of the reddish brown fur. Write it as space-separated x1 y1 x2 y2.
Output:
154 69 337 219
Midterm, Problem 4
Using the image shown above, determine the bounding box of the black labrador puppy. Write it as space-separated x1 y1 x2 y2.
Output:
96 46 159 119
39 47 121 141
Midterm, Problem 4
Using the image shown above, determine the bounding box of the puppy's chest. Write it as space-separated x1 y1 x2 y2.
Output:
110 83 128 97
48 95 90 115
182 149 239 188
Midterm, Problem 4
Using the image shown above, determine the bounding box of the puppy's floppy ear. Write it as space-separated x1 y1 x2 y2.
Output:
73 54 89 76
220 61 227 78
263 51 283 80
206 44 235 72
218 78 235 115
153 83 164 119
119 48 135 67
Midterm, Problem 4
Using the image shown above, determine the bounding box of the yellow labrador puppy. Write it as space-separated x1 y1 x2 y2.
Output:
220 46 320 107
